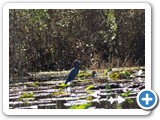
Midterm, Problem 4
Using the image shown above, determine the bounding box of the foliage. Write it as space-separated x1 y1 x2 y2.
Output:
60 83 69 88
77 71 91 78
9 9 145 77
119 70 131 79
109 72 119 80
85 73 92 78
121 90 132 97
30 81 39 88
86 90 94 94
121 90 134 104
77 71 85 77
126 98 134 104
86 96 93 100
85 85 94 91
69 103 92 109
106 84 111 89
104 68 112 75
52 88 68 96
24 100 29 106
19 92 34 101
69 105 78 109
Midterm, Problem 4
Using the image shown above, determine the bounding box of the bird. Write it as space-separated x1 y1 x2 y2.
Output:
91 71 97 79
65 60 81 85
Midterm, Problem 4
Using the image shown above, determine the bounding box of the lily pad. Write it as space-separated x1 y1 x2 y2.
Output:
109 72 119 80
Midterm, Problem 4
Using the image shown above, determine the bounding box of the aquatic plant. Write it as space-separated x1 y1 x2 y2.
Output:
69 103 92 109
85 85 94 91
19 92 34 101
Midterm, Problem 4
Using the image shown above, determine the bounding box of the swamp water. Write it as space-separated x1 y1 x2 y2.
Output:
9 68 144 109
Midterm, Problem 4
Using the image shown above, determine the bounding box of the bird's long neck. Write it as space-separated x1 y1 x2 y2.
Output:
74 66 79 69
74 66 79 73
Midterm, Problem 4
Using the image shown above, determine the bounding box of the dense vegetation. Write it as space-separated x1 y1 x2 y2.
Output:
9 9 145 77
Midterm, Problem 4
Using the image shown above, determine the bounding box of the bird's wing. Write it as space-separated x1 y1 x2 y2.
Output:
65 68 77 83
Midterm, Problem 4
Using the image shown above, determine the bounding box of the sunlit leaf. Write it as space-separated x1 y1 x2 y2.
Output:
60 83 69 88
106 84 111 89
126 98 134 104
86 96 93 100
85 85 94 91
86 90 94 94
76 103 91 109
109 72 119 80
119 70 131 79
85 73 91 78
69 105 78 109
19 92 34 101
121 90 132 97
24 100 29 106
77 71 85 77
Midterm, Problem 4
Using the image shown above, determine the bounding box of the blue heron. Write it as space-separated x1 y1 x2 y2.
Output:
65 60 81 84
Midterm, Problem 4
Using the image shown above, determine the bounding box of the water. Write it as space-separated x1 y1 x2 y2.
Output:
9 68 144 109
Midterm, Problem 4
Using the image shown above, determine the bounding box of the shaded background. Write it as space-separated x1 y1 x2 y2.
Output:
9 9 145 77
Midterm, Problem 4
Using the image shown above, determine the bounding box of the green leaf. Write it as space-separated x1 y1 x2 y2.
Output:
106 84 111 89
86 96 93 100
69 105 78 109
52 88 68 96
60 83 69 88
109 72 119 80
126 98 134 103
28 92 34 98
86 90 94 94
104 68 112 75
120 70 131 78
104 69 108 75
30 81 39 88
76 104 91 109
69 103 92 109
24 100 29 106
77 71 85 77
19 92 34 101
85 85 94 91
121 90 132 97
85 73 91 78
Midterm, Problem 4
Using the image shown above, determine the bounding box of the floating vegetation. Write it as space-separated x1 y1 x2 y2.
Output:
121 90 132 97
10 67 144 109
30 81 39 88
85 85 94 91
19 92 34 101
109 72 119 80
86 90 94 94
125 98 134 104
77 71 85 77
86 96 93 100
59 83 69 88
69 103 92 109
85 73 92 78
119 70 131 79
104 68 112 75
121 90 134 104
77 71 92 79
106 84 112 89
24 100 29 106
52 88 68 97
